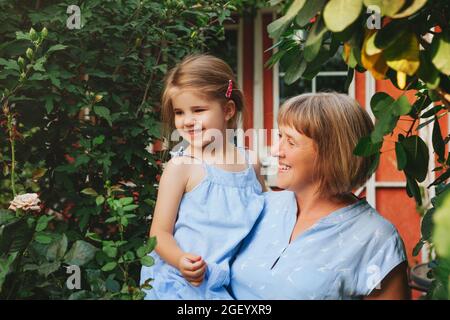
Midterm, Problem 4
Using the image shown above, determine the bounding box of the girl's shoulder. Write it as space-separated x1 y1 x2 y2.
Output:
164 156 206 193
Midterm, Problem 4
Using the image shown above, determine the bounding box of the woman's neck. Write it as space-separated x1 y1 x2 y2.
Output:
294 187 358 220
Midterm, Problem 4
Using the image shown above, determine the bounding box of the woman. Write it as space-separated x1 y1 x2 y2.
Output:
229 92 410 300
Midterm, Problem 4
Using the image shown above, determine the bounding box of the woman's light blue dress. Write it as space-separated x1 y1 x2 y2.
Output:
229 190 407 300
140 148 264 300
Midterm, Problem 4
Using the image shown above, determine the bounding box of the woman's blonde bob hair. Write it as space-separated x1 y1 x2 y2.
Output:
278 92 375 198
161 54 244 138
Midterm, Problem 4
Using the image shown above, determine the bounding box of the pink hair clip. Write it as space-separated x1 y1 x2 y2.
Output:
225 80 233 98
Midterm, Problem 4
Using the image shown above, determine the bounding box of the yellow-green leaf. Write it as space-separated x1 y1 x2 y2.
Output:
324 0 363 32
385 32 420 76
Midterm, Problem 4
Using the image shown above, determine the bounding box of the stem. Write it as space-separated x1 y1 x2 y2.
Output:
7 113 17 197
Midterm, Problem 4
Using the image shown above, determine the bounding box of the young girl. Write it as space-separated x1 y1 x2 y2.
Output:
140 54 266 300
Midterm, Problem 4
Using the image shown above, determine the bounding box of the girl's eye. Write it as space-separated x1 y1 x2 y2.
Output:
287 139 295 146
194 109 205 113
174 111 183 116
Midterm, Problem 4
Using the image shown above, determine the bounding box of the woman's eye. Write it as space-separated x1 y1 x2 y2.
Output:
174 111 183 115
194 109 205 113
288 140 295 146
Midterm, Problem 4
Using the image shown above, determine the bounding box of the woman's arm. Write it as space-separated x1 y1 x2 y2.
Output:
363 262 411 300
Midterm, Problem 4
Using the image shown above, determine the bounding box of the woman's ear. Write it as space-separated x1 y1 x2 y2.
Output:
224 100 236 122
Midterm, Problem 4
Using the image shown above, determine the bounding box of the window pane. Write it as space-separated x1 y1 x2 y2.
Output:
279 76 312 103
315 75 348 93
209 28 238 75
322 46 346 71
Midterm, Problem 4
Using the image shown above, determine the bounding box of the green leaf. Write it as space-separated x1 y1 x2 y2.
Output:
284 55 307 84
323 0 363 32
384 32 420 76
433 192 450 258
46 234 68 261
102 246 117 258
421 208 435 241
371 113 399 143
433 116 446 163
0 58 20 72
421 106 444 119
406 175 422 205
418 50 440 89
145 237 157 253
391 0 427 18
370 92 395 120
123 204 138 212
374 21 407 50
119 197 134 206
105 277 120 292
401 136 429 182
412 239 424 257
38 261 61 278
136 246 147 258
101 262 117 272
295 0 326 27
304 15 327 62
93 106 112 126
395 142 407 170
431 31 450 76
140 255 155 267
47 44 67 54
35 234 52 244
93 135 105 146
96 195 105 206
81 188 98 197
268 0 307 39
367 152 380 176
392 95 412 116
36 215 54 232
363 0 405 17
64 240 98 266
429 169 450 188
353 136 382 156
0 218 35 254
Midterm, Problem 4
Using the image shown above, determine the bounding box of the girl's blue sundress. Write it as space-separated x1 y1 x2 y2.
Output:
140 147 264 300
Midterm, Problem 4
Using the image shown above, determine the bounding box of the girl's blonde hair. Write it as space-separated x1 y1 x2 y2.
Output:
161 54 244 138
278 92 375 198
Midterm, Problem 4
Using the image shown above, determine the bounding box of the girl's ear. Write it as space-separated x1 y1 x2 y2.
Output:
224 100 236 122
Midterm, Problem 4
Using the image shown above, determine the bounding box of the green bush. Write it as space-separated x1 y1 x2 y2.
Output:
0 0 236 299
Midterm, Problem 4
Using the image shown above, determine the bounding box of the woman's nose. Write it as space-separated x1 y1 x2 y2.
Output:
270 141 283 158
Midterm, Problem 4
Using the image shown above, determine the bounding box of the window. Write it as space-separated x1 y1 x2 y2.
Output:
279 46 349 104
209 24 239 76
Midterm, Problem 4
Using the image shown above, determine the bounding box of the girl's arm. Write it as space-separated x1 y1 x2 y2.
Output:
149 158 189 268
149 157 207 286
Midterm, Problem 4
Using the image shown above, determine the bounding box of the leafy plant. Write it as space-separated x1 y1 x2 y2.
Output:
0 0 236 299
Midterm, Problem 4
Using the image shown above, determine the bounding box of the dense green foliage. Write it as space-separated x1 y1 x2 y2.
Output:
0 0 237 299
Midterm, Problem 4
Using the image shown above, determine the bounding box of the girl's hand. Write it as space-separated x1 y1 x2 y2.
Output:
178 253 207 287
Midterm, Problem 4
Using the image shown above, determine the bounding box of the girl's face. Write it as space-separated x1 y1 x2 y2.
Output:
171 89 235 149
271 125 318 192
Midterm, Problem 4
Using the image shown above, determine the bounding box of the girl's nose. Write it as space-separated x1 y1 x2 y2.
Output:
184 115 196 127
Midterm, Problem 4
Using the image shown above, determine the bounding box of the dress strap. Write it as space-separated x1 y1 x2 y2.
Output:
170 145 207 169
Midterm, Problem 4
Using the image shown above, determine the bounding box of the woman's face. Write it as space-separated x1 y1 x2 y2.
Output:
171 89 234 149
272 125 318 192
